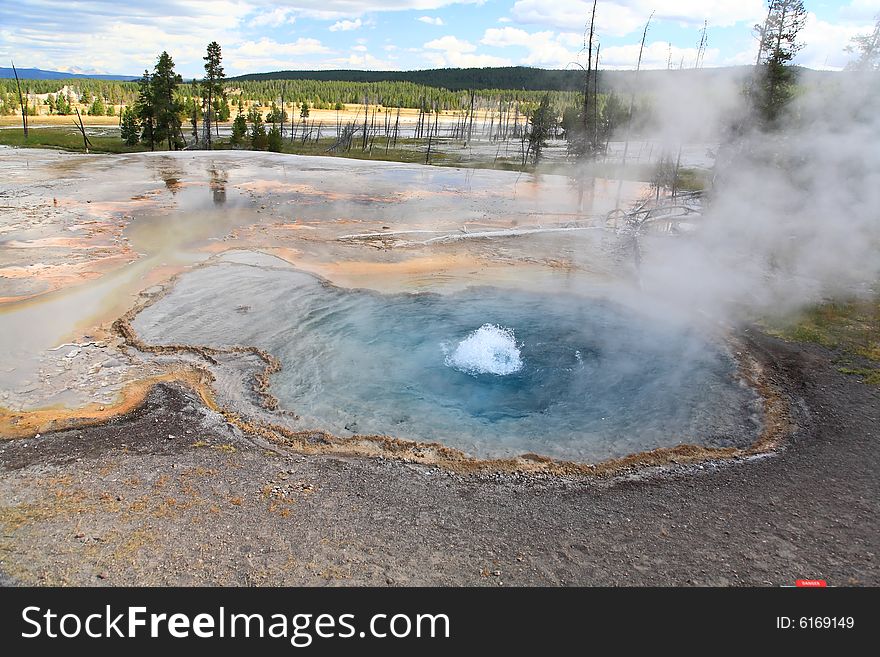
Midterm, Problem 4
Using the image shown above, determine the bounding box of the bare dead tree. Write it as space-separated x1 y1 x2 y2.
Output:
11 62 28 137
425 104 439 164
280 90 285 140
466 89 475 144
361 96 369 150
73 108 92 153
615 12 654 210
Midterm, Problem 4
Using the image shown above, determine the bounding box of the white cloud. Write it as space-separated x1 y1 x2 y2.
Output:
329 18 362 32
423 35 510 67
234 37 331 57
424 35 477 53
243 0 484 21
796 12 875 70
480 27 581 68
249 7 296 28
352 44 368 51
418 16 445 26
481 26 532 47
480 25 724 69
511 0 765 37
599 40 720 69
343 51 399 69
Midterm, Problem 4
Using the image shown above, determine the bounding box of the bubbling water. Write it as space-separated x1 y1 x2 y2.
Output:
445 324 523 376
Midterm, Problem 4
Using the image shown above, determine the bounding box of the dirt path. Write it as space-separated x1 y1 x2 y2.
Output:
0 330 876 586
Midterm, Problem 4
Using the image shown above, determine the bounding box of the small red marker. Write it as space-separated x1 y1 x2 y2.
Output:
795 579 827 587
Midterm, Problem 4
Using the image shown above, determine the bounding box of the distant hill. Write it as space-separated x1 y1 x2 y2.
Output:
0 67 136 81
230 65 837 93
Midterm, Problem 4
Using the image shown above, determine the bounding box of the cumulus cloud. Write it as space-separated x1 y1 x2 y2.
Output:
418 16 445 26
329 18 363 31
249 7 296 28
226 37 332 70
600 40 720 70
511 0 765 37
342 51 399 69
244 0 483 21
796 12 876 70
424 35 477 52
423 35 510 67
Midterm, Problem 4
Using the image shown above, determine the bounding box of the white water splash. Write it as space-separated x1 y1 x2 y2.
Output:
445 324 523 376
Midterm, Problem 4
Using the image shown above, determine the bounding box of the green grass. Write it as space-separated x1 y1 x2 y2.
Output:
675 167 710 192
0 127 148 154
266 136 457 165
763 297 880 386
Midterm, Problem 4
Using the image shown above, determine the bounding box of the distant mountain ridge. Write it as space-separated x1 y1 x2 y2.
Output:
0 67 136 81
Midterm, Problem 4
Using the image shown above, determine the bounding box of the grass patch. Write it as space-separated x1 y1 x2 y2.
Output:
764 296 880 385
675 167 709 192
0 127 147 154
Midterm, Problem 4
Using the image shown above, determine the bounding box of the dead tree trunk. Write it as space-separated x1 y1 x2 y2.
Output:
466 90 475 144
11 62 28 137
615 12 653 210
73 108 92 153
361 97 369 150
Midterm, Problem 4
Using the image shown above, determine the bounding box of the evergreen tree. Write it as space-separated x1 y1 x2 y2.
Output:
267 123 283 152
216 96 231 121
120 106 140 145
752 0 807 126
300 101 310 121
527 94 554 164
136 70 155 150
231 108 247 147
88 96 106 116
250 113 268 150
202 41 225 149
151 52 184 150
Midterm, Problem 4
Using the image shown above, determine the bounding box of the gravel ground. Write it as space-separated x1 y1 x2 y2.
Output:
0 330 876 586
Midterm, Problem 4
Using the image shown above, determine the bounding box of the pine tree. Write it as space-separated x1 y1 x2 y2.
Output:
136 70 155 150
231 108 247 147
267 123 282 152
120 106 140 146
151 52 184 150
88 96 105 116
202 41 225 149
217 96 231 121
527 94 553 165
250 113 268 150
752 0 807 126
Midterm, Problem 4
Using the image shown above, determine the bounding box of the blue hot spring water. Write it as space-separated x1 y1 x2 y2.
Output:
132 259 761 462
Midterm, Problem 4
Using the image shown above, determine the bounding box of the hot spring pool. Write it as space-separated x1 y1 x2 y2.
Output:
132 256 761 462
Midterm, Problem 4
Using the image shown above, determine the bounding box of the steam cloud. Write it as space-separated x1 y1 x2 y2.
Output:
633 69 880 320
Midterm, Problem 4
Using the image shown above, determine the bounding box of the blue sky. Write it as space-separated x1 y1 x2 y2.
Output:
1 1 877 76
